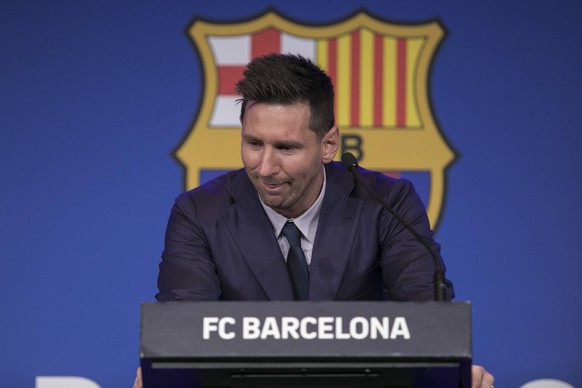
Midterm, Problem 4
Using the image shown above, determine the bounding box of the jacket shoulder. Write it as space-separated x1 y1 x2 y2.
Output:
174 169 249 220
326 161 417 205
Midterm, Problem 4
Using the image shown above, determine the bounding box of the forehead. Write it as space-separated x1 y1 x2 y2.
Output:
243 102 311 134
244 101 310 116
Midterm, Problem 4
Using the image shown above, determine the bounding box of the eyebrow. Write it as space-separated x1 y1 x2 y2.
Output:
273 140 303 149
241 134 267 146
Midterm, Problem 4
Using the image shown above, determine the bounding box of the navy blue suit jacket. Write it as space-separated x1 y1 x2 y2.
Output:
156 162 453 302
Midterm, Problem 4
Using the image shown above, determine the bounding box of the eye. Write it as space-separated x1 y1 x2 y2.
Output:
245 138 262 148
277 144 298 154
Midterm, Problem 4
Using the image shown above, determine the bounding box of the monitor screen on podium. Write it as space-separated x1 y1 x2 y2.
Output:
142 358 467 387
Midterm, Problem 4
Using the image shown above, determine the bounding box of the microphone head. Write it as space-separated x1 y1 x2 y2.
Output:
341 152 358 170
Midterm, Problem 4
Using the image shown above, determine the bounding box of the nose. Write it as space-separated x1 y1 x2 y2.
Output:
256 148 280 177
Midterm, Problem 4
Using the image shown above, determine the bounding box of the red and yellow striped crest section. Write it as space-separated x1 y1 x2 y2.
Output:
319 32 423 129
177 11 456 227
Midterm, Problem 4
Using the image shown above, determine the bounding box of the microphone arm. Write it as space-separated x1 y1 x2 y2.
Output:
341 152 448 302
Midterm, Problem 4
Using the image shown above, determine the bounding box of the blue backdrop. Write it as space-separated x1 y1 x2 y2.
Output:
1 1 581 387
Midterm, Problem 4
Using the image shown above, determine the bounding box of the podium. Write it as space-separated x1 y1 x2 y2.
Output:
140 301 472 387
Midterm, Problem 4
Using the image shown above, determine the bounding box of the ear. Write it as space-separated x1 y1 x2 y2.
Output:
321 126 339 163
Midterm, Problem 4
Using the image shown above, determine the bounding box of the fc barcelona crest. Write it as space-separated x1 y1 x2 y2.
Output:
176 11 456 228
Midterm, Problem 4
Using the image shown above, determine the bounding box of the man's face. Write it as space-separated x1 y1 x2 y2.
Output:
241 102 337 218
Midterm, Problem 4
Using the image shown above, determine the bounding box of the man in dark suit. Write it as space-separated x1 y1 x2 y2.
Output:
157 156 453 302
143 53 493 388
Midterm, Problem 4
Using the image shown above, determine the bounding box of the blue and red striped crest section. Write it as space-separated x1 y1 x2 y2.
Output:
176 11 456 228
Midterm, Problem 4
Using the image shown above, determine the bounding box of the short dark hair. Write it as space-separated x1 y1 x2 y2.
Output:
235 53 335 140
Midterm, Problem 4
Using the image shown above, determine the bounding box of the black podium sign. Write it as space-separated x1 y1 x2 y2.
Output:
140 301 471 387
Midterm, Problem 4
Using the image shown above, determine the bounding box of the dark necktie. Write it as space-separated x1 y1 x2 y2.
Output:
281 221 309 300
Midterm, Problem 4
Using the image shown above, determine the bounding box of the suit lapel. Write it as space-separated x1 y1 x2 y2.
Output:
309 163 362 300
221 172 295 300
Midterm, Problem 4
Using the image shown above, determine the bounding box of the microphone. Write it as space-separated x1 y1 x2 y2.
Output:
341 152 448 302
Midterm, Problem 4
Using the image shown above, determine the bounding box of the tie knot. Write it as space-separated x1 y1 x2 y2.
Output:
282 222 302 248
